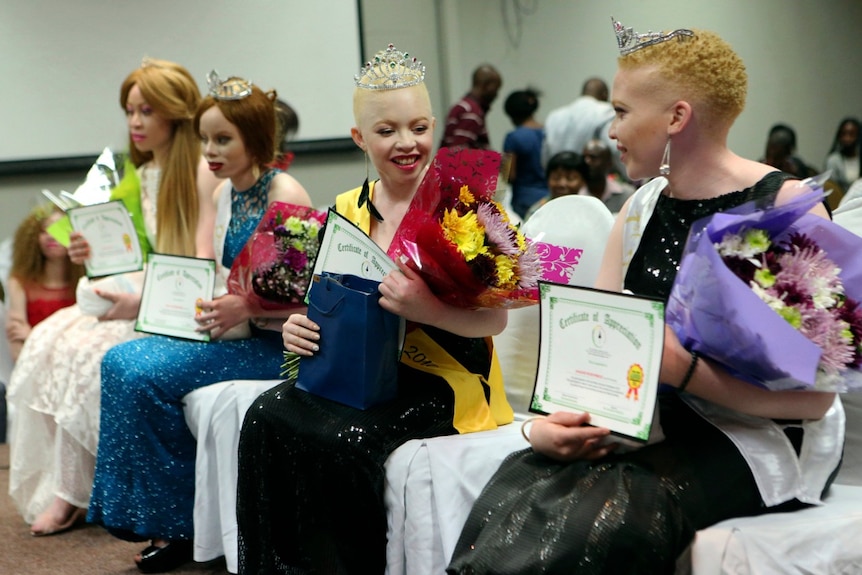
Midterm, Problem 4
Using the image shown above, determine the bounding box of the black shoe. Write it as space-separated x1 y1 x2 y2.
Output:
136 540 193 573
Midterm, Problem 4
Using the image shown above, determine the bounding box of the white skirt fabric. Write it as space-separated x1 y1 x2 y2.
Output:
7 304 145 522
183 378 282 573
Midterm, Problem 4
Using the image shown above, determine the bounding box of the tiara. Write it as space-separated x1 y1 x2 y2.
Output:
207 70 253 100
355 43 425 90
612 17 694 56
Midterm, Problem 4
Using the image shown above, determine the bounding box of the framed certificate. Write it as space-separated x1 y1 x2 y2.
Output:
68 200 144 277
310 208 396 284
530 282 665 443
135 253 216 341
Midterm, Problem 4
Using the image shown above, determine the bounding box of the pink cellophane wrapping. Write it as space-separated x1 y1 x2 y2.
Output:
228 202 327 310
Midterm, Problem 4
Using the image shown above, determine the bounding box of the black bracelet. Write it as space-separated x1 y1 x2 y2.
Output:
678 350 699 393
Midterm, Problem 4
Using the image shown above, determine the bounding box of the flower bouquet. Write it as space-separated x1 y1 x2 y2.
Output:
388 147 581 309
228 201 327 310
666 175 862 392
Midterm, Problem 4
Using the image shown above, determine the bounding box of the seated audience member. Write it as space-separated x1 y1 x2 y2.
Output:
448 20 840 575
502 88 548 218
824 117 861 194
581 137 635 213
87 73 312 573
236 44 512 574
761 123 816 179
524 150 589 220
5 204 83 361
440 64 502 150
7 58 218 538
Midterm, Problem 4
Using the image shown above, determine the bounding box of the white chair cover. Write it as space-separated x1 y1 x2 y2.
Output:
183 379 282 573
497 194 615 416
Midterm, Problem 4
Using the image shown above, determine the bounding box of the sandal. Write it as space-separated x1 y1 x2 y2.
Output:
135 539 193 573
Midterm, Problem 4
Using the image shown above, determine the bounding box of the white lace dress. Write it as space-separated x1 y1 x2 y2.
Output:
7 164 160 523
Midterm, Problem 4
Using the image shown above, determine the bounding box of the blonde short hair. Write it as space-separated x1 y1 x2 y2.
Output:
619 29 747 130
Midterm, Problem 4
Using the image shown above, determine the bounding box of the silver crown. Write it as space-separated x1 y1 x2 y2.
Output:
355 43 425 90
207 70 253 100
612 17 694 56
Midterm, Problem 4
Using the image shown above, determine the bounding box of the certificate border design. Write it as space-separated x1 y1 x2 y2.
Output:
134 253 216 342
530 282 665 442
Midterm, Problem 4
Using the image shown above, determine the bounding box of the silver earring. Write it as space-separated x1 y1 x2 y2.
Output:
659 138 671 176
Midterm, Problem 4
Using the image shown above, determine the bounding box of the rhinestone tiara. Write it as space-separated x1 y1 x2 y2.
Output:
355 43 425 90
612 17 694 56
207 70 253 101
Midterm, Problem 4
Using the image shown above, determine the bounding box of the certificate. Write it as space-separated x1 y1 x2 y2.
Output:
135 253 216 341
309 208 405 350
530 283 665 443
310 208 397 283
68 200 143 277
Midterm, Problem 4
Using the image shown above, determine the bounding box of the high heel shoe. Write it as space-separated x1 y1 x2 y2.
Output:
30 507 87 537
135 539 193 573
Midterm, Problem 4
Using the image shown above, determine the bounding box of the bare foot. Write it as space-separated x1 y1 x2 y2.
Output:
30 497 87 536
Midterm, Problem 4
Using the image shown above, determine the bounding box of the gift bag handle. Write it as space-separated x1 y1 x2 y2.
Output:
308 275 347 316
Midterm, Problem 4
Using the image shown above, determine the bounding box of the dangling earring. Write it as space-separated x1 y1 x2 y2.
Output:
357 150 384 222
659 138 671 176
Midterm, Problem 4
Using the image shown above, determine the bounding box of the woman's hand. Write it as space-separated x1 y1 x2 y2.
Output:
5 320 31 346
659 325 690 389
68 232 92 265
378 259 442 325
282 313 320 356
529 411 615 462
95 290 142 321
194 293 251 339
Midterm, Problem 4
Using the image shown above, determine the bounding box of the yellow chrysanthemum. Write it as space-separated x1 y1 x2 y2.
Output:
458 185 476 206
494 254 517 288
442 208 487 261
515 228 527 252
492 199 512 224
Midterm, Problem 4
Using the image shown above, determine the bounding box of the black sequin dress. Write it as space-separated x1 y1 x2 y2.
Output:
447 172 825 575
236 322 495 575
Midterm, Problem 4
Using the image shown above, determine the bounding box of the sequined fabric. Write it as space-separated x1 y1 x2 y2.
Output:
447 172 799 575
87 170 285 542
625 172 785 300
236 327 493 574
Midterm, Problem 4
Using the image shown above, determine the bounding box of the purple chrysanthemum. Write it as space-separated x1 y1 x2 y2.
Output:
476 203 519 255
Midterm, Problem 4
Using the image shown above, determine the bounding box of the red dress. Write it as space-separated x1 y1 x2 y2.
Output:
25 283 76 326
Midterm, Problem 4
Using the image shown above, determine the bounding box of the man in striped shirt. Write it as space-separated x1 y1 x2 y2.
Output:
440 64 502 150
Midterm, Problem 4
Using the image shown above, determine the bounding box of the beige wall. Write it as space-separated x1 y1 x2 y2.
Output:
2 0 861 239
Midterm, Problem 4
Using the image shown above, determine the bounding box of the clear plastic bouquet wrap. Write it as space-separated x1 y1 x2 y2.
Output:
667 175 862 392
228 201 327 310
388 147 581 309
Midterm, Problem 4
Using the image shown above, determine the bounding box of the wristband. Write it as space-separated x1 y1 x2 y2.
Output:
520 416 545 443
678 350 699 393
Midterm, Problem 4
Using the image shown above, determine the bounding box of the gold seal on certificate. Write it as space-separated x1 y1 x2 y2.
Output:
135 253 216 341
67 200 144 277
310 208 397 283
530 282 665 443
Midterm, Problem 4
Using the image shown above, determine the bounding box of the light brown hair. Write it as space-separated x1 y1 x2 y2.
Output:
10 203 84 287
120 59 200 256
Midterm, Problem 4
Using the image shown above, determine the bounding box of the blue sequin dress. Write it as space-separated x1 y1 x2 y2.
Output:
87 170 285 542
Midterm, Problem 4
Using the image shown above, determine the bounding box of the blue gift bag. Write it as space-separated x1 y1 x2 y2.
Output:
296 272 401 409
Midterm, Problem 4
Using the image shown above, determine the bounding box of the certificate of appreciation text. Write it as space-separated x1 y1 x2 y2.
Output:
68 200 144 277
135 254 216 341
530 283 665 442
310 208 397 283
